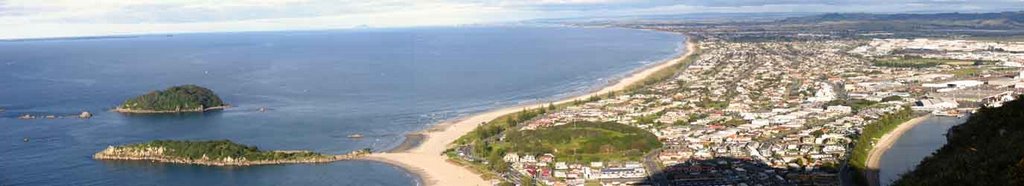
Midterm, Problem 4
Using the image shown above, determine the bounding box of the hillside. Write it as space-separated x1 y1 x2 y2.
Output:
499 121 662 163
780 11 1024 30
893 96 1024 185
117 85 226 113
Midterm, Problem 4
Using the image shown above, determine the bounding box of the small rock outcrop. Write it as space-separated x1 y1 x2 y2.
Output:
18 114 34 120
79 112 92 118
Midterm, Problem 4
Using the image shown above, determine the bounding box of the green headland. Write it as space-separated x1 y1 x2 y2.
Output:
94 140 369 166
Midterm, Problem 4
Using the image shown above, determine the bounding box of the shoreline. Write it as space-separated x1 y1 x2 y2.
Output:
864 115 932 186
388 133 426 153
363 34 696 186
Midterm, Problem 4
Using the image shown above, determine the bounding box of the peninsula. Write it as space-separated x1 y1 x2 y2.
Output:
115 85 228 113
94 140 369 166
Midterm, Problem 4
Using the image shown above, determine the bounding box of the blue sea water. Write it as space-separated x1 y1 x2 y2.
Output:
0 26 684 185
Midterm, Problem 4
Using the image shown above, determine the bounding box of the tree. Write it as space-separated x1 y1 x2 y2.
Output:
881 96 902 102
487 150 508 172
120 85 225 111
811 130 824 137
522 176 535 186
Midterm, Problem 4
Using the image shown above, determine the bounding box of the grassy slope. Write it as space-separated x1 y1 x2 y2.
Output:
499 121 663 163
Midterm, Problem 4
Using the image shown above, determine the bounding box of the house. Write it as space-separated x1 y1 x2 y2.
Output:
521 154 537 163
503 153 520 163
826 105 852 114
539 153 556 163
922 80 984 89
555 162 569 170
911 98 958 111
554 170 567 178
599 167 647 179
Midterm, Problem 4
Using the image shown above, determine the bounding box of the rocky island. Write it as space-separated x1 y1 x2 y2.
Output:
94 140 370 166
115 85 228 113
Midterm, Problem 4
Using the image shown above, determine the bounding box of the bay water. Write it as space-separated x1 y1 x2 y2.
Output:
0 26 684 185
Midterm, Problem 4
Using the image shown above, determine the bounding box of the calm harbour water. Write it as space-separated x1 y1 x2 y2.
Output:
878 116 967 185
0 26 684 185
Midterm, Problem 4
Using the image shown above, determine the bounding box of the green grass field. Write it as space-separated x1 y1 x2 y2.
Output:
872 57 964 68
498 121 662 163
947 67 982 77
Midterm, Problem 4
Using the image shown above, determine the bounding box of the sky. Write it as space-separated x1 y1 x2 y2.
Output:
1 0 1022 39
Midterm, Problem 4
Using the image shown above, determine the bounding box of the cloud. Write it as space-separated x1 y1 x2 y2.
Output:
0 0 1021 39
0 0 541 39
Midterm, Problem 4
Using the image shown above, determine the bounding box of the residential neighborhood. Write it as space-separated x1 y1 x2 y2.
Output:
463 35 1024 185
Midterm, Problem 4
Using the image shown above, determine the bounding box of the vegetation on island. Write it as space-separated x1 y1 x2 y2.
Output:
119 140 329 161
893 97 1024 185
848 106 915 185
118 85 226 112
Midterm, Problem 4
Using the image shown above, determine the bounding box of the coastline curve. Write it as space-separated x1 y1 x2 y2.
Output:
864 115 932 186
362 33 696 186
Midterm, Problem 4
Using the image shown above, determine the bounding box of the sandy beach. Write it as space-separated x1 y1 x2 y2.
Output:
363 34 696 186
864 115 931 186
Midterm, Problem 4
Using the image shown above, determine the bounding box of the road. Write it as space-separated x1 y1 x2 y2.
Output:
642 148 667 186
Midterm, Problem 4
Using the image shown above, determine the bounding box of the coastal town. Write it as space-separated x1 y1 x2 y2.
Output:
454 34 1024 185
7 2 1024 186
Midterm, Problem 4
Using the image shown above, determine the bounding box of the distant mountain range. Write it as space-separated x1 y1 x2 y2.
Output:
780 11 1024 30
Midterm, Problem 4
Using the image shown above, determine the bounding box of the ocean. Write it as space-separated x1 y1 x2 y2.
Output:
0 26 684 185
